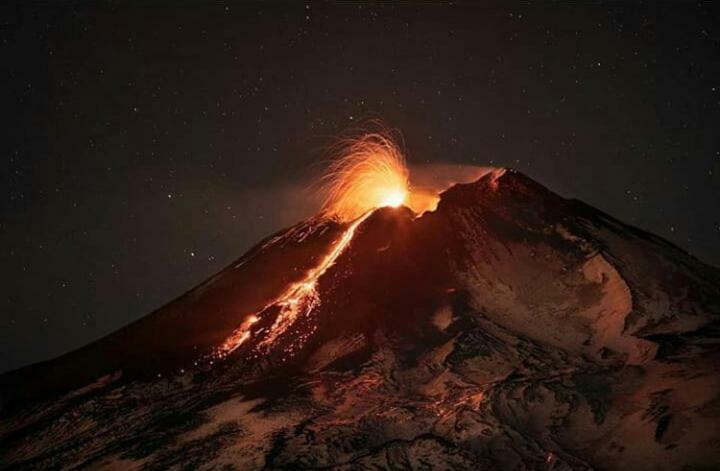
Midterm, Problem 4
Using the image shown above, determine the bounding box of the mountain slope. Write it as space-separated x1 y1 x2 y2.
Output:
2 168 719 470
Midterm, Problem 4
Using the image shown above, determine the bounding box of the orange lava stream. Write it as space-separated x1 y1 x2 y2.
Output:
213 128 416 361
214 211 372 359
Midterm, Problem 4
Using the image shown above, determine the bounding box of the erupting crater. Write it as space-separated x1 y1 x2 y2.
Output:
2 130 719 471
213 129 425 360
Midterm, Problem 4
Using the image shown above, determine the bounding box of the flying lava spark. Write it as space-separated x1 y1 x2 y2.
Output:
214 130 421 359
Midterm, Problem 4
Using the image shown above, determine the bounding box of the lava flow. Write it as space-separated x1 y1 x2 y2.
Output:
213 132 412 359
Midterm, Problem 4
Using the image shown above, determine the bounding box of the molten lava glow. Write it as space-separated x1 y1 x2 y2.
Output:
217 315 259 354
257 211 371 350
214 211 372 359
319 133 410 221
213 130 444 360
381 189 407 208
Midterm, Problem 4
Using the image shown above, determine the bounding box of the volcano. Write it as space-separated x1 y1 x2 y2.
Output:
2 168 719 469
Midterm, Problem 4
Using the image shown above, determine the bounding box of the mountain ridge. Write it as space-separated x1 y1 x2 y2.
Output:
2 168 719 469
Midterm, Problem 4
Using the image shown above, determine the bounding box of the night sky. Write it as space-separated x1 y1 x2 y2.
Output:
2 1 719 373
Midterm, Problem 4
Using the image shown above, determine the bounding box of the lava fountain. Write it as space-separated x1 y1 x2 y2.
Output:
319 132 410 221
214 131 414 359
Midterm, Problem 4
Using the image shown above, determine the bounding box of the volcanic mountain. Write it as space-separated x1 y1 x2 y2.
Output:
2 168 719 470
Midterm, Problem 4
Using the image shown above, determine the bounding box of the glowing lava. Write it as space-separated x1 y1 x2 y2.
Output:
320 132 410 221
215 211 371 359
214 130 432 360
255 210 372 351
381 189 407 208
316 129 443 217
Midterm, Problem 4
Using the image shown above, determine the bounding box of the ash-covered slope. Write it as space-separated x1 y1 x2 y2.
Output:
2 169 719 470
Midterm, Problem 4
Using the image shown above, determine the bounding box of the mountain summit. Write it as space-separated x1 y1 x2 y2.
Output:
2 169 719 469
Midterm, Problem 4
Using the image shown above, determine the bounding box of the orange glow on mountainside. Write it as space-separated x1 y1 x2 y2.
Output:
214 211 372 359
255 210 372 351
213 130 441 360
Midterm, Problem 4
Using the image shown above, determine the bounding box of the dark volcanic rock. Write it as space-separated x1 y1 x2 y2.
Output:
2 168 719 470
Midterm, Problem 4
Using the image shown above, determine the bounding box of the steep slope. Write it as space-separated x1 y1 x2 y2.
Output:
2 169 719 470
0 216 346 406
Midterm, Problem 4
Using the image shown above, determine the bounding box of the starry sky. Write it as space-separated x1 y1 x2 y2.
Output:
1 1 719 373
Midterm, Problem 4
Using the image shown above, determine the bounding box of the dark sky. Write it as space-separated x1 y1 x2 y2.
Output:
1 1 719 373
